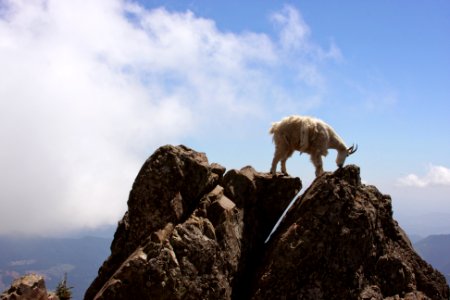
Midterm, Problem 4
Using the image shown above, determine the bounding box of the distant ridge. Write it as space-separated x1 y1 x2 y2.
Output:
0 236 110 300
414 234 450 284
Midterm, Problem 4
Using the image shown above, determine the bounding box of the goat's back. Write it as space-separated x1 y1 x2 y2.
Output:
270 115 321 134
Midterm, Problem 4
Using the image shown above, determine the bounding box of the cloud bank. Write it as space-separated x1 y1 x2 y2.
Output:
397 165 450 188
0 0 340 235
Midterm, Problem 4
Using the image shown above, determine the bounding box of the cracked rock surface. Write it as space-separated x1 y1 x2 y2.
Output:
85 145 449 300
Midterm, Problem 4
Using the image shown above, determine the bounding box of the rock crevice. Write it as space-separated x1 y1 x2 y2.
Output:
85 145 449 300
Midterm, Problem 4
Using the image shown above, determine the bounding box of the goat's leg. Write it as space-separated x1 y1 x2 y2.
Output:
280 149 294 175
310 152 324 177
270 147 283 175
271 147 293 175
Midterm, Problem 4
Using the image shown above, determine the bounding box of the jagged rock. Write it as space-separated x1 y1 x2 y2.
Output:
251 165 449 300
92 194 241 299
0 274 58 300
222 166 302 298
85 145 301 300
85 145 449 300
85 145 224 300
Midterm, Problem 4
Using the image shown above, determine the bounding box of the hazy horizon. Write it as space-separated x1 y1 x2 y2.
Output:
1 0 449 237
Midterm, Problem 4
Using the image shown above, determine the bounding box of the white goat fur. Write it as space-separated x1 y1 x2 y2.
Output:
270 115 355 177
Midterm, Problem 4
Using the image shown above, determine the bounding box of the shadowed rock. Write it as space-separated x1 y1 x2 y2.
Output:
85 146 449 300
85 145 301 300
251 165 449 300
222 166 302 299
85 145 225 300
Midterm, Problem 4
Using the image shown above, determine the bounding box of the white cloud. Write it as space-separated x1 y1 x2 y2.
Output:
270 5 342 61
397 165 450 188
270 4 342 90
271 4 310 50
0 0 340 235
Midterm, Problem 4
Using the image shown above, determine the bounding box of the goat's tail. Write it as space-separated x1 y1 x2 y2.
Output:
269 121 279 135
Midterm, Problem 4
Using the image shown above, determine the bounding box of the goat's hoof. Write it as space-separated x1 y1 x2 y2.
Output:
271 172 283 177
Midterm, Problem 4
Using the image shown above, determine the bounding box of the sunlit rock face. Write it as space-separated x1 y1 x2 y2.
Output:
0 274 58 300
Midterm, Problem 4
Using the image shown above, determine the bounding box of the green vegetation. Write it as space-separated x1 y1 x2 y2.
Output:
55 273 73 300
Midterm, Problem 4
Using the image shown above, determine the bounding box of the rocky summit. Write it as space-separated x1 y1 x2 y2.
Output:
251 166 449 300
85 145 449 300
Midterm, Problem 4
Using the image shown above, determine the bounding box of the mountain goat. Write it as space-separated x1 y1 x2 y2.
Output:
270 115 357 177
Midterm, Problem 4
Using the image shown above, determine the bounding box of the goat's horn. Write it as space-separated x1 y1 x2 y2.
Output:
347 144 358 155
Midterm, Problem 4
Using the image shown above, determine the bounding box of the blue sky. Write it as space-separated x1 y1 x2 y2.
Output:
0 0 449 237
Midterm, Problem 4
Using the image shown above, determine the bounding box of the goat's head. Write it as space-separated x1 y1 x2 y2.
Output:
336 144 358 167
